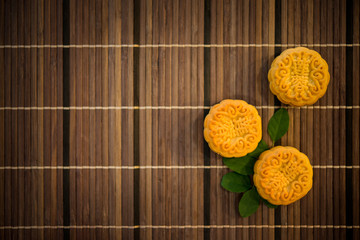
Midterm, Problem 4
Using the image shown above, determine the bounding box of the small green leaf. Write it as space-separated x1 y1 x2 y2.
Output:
223 156 255 175
221 172 252 193
268 108 290 142
238 187 261 217
248 140 269 158
223 140 269 175
262 199 278 209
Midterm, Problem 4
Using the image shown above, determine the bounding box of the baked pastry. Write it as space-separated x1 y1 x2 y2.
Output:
204 99 262 158
253 146 313 205
268 47 330 106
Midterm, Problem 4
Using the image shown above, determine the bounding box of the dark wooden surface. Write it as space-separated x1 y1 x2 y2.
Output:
0 0 359 239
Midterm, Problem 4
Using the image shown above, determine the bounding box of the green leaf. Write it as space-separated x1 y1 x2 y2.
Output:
221 172 252 193
267 108 290 142
223 156 255 175
238 187 261 217
222 140 269 175
248 140 269 158
262 199 278 209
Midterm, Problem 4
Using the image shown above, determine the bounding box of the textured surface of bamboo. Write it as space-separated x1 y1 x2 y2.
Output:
0 0 359 239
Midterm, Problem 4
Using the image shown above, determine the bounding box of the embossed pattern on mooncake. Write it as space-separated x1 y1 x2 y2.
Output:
268 47 330 106
253 146 313 205
204 99 262 158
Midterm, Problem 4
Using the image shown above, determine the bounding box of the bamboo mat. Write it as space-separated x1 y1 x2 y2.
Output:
0 0 359 239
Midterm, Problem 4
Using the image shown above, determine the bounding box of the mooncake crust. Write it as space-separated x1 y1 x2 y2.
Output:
204 99 262 158
268 47 330 106
253 146 313 205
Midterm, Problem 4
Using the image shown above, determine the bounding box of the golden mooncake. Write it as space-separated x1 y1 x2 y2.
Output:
204 99 262 158
253 146 313 205
268 47 330 106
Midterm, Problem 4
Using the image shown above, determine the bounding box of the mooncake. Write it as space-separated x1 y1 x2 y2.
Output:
268 47 330 106
204 99 262 158
253 146 313 205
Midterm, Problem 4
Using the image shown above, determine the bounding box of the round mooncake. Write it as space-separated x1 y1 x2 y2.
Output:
204 99 262 158
253 146 313 205
268 47 330 106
